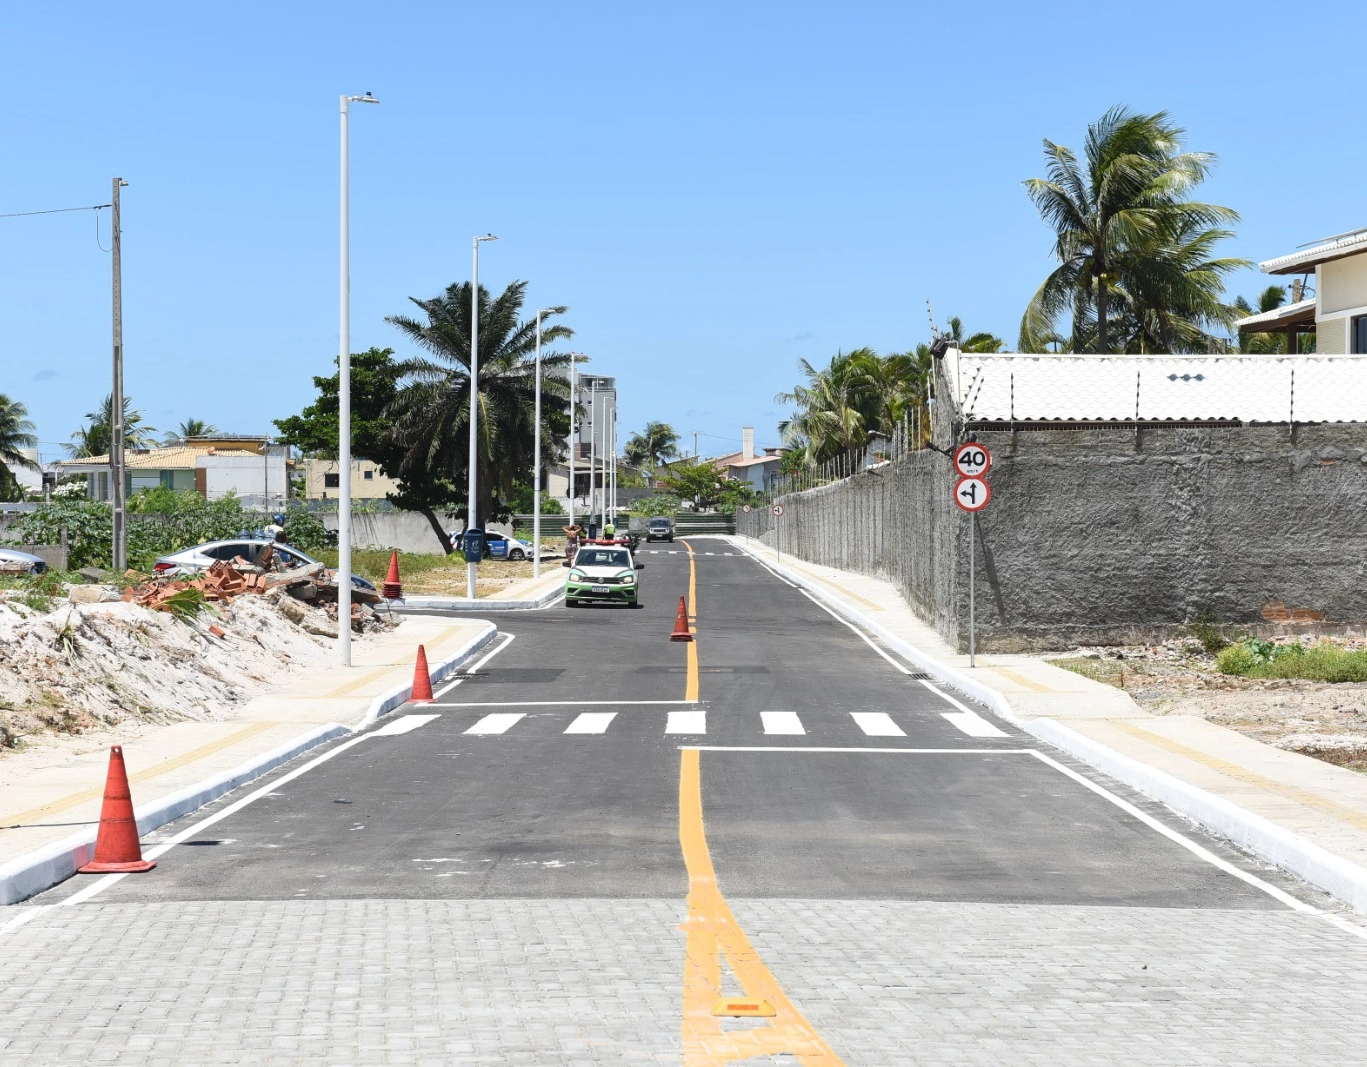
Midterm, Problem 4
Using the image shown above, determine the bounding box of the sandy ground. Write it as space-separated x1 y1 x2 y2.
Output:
1045 640 1367 770
0 585 389 778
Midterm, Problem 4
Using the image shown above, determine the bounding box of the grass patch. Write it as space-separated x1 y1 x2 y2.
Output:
1216 640 1367 682
1047 657 1138 689
316 548 463 583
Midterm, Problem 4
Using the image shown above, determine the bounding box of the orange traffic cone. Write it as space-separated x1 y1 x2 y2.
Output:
411 644 435 703
670 596 693 642
78 746 156 874
382 550 402 600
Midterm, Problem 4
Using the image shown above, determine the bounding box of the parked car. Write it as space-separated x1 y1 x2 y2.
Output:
152 539 376 591
446 531 533 561
564 545 644 607
645 516 675 543
0 548 48 575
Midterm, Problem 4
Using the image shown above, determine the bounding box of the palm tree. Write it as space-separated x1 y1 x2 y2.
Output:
1231 285 1302 354
162 418 219 444
1020 106 1245 353
385 279 573 529
65 395 158 457
0 394 40 494
775 352 868 464
944 317 1006 353
623 421 680 471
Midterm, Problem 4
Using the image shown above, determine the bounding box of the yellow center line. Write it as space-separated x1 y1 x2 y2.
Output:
682 541 700 701
681 539 698 620
1107 719 1367 831
0 721 279 830
678 749 845 1064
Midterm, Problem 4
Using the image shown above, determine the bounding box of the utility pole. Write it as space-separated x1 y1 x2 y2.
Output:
111 177 129 571
693 430 699 461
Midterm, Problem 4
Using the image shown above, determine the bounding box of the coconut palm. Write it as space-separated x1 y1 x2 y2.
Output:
944 317 1006 353
0 394 39 494
162 418 219 444
623 421 680 471
1230 285 1306 354
385 280 573 528
1020 106 1245 354
775 352 869 464
65 395 158 457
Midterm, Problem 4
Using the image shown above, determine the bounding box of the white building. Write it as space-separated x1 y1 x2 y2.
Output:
1235 226 1367 353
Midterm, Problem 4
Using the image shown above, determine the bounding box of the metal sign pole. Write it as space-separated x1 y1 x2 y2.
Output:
969 513 976 667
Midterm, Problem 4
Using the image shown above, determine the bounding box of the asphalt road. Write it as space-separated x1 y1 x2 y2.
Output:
35 539 1283 909
16 536 1367 1064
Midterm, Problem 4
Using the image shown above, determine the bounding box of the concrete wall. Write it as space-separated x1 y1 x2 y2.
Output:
320 511 455 555
739 358 1367 652
1320 254 1367 315
197 455 288 509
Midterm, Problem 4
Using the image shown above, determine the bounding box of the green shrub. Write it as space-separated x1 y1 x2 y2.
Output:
1215 644 1258 675
1187 616 1228 655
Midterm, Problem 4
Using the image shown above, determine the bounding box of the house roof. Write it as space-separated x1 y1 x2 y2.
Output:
1232 298 1317 333
947 352 1367 424
56 445 260 472
1261 228 1367 275
726 454 782 468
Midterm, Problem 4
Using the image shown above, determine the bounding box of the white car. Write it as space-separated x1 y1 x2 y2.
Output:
0 548 48 575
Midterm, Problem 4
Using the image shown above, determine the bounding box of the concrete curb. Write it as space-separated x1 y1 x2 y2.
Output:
725 536 1367 915
394 583 563 613
0 621 500 906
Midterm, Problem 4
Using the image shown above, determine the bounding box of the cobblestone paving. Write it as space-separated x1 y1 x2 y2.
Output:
4 898 1367 1065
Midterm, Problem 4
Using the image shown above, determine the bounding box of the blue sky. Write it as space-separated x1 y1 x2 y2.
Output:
3 1 1364 465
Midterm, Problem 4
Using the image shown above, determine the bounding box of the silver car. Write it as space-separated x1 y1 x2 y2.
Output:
0 548 48 575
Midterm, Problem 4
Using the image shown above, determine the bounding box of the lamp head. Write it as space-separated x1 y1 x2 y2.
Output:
476 233 499 243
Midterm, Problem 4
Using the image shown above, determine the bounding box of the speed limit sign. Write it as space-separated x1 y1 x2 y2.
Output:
953 442 991 478
771 503 785 517
953 476 991 512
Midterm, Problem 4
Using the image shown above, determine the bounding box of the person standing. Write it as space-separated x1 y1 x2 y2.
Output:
562 523 583 566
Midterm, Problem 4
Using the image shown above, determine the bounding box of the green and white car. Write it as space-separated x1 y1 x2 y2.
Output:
565 545 643 607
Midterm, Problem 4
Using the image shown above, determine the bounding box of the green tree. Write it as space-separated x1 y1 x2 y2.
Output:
385 280 573 534
774 351 869 464
1231 285 1314 354
66 394 158 457
273 348 401 461
659 460 728 510
1020 106 1246 353
944 317 1006 353
623 421 680 471
0 394 39 498
162 418 219 444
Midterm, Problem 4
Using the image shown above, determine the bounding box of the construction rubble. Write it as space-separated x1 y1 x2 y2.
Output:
121 547 392 637
0 550 400 752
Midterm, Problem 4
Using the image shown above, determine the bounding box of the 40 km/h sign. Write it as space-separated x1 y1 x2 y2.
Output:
954 476 991 512
953 442 991 478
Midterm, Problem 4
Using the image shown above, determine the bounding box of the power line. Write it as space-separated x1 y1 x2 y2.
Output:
0 203 111 219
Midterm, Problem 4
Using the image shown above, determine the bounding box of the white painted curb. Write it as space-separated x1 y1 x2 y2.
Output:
725 535 1367 915
394 583 564 612
0 622 499 906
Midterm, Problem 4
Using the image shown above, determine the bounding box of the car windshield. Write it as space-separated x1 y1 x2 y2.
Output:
575 549 630 568
649 519 670 526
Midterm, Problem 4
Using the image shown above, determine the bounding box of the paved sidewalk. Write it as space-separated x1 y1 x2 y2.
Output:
0 615 493 897
726 534 1367 911
399 568 566 613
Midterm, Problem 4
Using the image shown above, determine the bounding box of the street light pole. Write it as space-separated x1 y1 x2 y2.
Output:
110 177 129 571
468 234 498 599
568 356 577 528
338 91 379 667
533 308 554 579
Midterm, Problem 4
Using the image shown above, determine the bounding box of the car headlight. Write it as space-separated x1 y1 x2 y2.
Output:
620 573 636 585
569 569 585 581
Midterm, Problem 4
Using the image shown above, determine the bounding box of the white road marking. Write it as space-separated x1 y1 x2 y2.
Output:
761 711 805 735
432 677 464 698
666 710 707 735
683 746 1025 754
464 713 525 735
371 714 441 736
704 551 715 555
464 632 516 674
851 712 906 737
941 711 1009 738
565 712 617 734
433 699 698 708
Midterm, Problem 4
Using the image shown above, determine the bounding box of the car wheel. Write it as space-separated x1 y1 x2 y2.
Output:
509 548 526 561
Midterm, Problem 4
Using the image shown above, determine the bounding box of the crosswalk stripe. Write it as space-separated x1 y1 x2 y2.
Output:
851 712 905 737
941 711 1009 738
761 711 805 735
666 710 707 734
465 713 525 735
565 712 617 734
371 714 440 736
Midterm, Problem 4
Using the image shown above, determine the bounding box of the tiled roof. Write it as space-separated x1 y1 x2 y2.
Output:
1261 228 1367 274
947 353 1367 424
56 446 260 470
